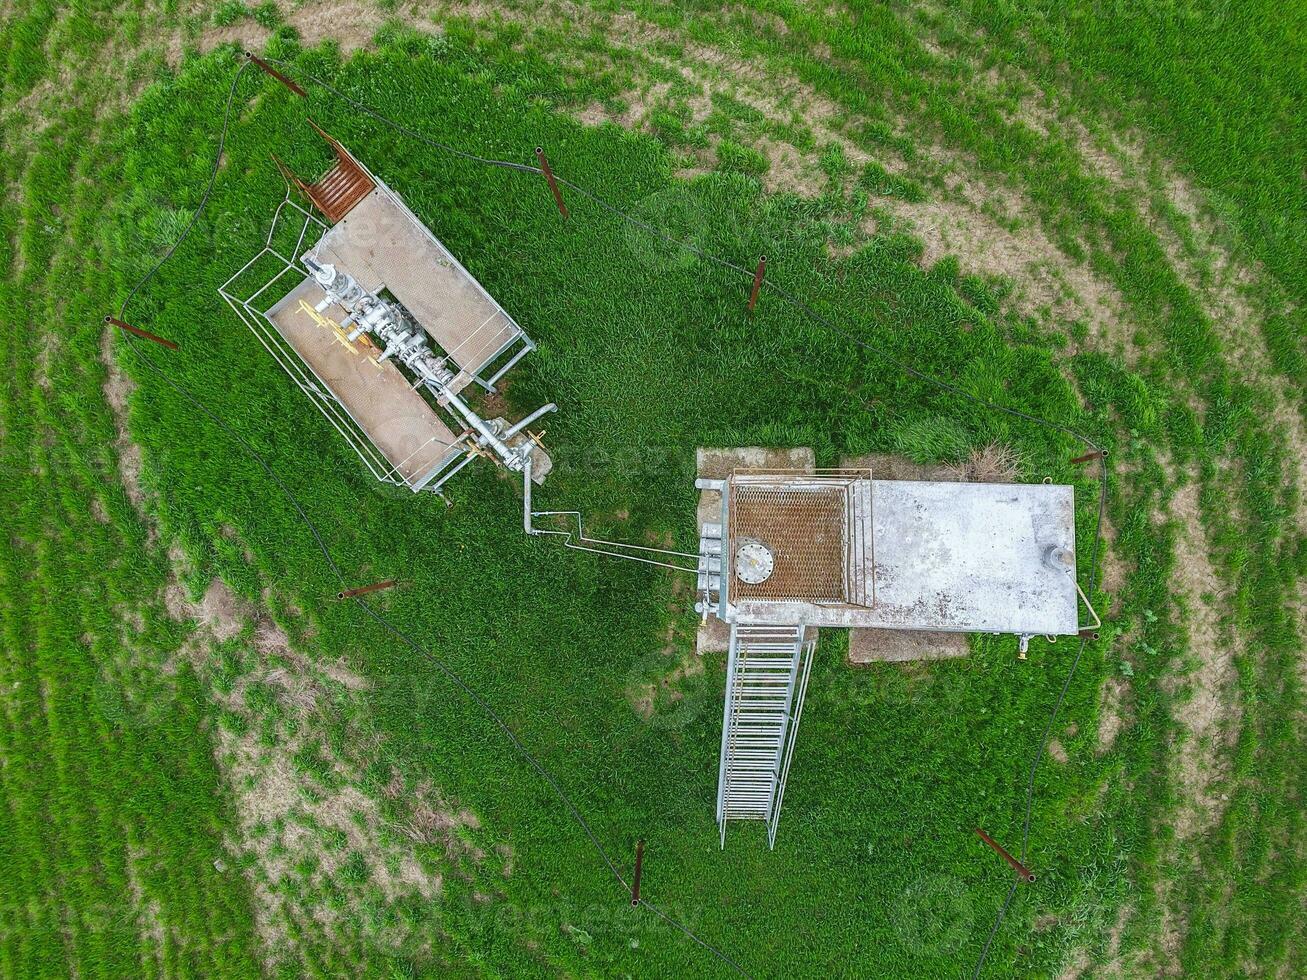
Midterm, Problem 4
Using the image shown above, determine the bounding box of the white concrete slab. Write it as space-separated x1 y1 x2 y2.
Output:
729 480 1079 636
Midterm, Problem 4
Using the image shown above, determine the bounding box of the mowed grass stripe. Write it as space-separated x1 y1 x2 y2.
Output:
0 65 262 978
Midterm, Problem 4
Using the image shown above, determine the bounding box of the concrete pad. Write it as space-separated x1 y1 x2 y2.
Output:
846 632 972 663
697 446 816 526
265 279 460 488
695 616 731 656
309 187 521 390
848 628 969 664
697 446 816 481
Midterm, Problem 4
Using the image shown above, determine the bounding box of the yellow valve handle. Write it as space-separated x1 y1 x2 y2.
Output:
330 325 360 356
297 299 330 328
297 300 362 356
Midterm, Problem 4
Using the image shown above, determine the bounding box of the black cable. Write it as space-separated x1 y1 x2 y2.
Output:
117 60 251 320
115 51 1112 979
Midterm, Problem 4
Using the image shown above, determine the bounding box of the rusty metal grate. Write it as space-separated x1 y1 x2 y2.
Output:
729 484 848 601
272 121 376 224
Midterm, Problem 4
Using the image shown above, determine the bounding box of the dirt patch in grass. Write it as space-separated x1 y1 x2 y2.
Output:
214 657 448 964
124 844 168 963
696 445 815 481
884 181 1131 353
847 628 968 663
1165 479 1239 840
1096 675 1127 755
150 562 452 965
841 451 951 482
100 325 148 515
628 621 704 721
198 577 250 641
173 0 422 66
1096 511 1128 604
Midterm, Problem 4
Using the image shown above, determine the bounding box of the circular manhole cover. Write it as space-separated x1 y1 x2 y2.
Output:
735 538 775 584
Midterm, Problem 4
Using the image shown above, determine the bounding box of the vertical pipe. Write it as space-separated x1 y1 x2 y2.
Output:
522 458 535 534
534 147 569 218
747 255 766 312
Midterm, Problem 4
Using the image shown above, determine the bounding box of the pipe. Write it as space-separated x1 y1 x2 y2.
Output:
523 457 535 534
504 402 557 439
436 383 519 464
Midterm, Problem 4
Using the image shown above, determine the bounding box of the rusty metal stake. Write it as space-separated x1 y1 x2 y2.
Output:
747 254 766 312
104 315 179 351
974 827 1036 883
1070 449 1107 466
336 579 397 600
244 51 307 97
630 839 645 906
1079 628 1101 640
534 146 569 219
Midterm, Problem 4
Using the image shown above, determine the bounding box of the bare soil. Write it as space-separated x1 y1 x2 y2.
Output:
1166 478 1240 841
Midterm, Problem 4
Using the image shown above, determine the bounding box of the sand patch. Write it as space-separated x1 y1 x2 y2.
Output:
197 577 250 641
628 623 705 721
847 628 967 664
171 0 429 66
214 658 449 964
883 179 1131 352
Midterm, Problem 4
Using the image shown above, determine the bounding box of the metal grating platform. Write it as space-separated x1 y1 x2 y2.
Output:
729 485 847 601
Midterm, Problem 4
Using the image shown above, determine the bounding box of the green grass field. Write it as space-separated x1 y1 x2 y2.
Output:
1 2 1302 977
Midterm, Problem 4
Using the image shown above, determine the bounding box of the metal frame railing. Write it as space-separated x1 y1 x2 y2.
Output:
769 628 816 848
726 468 874 610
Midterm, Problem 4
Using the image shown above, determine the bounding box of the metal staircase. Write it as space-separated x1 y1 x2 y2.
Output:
716 622 816 848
